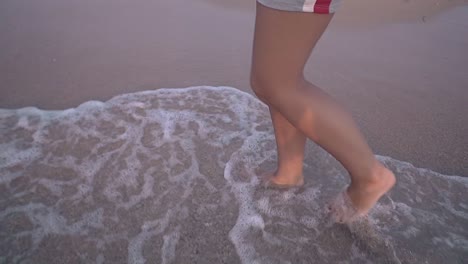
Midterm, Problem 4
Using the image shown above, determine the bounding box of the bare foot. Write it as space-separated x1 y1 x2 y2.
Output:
329 162 396 223
261 169 304 188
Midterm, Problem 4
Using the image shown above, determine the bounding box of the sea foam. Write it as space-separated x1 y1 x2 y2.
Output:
0 86 466 263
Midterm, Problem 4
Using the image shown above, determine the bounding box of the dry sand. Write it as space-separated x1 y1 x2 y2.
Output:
0 0 467 175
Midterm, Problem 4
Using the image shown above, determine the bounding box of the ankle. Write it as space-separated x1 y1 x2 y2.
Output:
350 162 395 190
276 166 303 179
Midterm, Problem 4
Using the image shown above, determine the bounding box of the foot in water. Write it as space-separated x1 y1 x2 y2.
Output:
329 162 396 223
260 169 305 189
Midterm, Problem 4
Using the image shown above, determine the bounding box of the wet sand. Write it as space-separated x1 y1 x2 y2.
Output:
0 0 467 177
1 1 468 262
1 86 467 263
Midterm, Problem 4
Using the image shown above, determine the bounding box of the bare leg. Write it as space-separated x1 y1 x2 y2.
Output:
250 2 395 221
267 106 306 186
254 91 306 187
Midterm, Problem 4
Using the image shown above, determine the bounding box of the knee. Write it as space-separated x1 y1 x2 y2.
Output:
250 71 283 104
249 69 269 96
250 71 303 105
250 73 269 103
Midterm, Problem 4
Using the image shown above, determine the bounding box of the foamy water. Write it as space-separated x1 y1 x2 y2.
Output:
1 86 467 263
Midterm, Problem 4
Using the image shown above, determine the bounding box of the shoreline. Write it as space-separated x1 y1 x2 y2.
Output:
0 0 467 176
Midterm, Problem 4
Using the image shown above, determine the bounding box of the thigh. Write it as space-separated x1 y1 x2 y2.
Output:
250 1 334 87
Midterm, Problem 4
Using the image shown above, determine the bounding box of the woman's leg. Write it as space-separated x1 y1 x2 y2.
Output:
250 2 395 221
266 106 307 187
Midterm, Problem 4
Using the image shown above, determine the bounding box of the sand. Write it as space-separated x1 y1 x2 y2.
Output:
1 0 468 263
1 86 467 263
0 0 466 176
0 0 467 176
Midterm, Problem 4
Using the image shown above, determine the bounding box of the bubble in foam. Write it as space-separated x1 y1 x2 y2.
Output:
300 216 319 229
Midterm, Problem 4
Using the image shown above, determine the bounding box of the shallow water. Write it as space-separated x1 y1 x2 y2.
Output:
1 86 467 263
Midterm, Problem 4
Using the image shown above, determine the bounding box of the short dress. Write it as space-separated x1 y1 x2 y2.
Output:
256 0 342 14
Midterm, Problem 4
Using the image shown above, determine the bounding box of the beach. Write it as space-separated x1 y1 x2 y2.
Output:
1 0 467 176
1 0 467 263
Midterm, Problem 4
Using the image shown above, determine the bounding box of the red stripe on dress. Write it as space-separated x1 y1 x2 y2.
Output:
313 0 332 14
